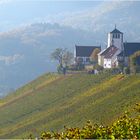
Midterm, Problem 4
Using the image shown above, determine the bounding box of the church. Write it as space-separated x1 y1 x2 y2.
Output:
98 27 140 68
74 27 140 69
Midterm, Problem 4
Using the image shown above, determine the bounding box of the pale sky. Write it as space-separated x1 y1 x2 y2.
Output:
0 0 139 32
0 0 102 31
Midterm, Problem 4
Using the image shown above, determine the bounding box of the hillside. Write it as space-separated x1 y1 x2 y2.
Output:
0 73 140 138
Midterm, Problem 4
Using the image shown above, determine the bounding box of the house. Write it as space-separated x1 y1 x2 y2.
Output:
74 45 101 65
117 42 140 66
98 27 140 68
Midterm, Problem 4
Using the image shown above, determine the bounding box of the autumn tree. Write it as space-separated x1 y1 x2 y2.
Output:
90 48 100 65
130 50 140 74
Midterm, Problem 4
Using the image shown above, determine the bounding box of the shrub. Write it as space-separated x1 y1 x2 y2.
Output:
123 67 130 74
130 51 140 74
103 68 120 75
76 63 85 71
34 104 140 139
93 64 104 72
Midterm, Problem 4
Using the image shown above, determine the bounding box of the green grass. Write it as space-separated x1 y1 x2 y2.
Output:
0 73 139 138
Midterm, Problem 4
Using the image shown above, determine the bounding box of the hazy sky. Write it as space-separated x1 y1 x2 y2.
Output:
0 0 139 32
0 0 103 31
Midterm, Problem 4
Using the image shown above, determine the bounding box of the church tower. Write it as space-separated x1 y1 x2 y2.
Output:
107 26 123 51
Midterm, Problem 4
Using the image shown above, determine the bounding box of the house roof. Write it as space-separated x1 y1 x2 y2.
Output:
75 45 101 57
110 28 123 34
101 45 119 59
123 42 140 56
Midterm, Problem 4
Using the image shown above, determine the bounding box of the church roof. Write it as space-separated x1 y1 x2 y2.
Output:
117 51 123 57
123 42 140 56
75 45 101 57
110 28 123 34
101 45 119 59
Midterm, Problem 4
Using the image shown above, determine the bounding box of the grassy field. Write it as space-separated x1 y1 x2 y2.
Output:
0 73 139 138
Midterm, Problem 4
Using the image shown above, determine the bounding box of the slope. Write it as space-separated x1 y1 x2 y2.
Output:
0 73 139 138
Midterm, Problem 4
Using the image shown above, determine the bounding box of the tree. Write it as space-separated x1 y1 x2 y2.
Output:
130 50 140 74
63 50 73 67
90 48 100 65
51 48 73 73
51 48 64 67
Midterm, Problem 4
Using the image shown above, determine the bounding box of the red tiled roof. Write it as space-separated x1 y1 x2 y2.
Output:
102 46 118 59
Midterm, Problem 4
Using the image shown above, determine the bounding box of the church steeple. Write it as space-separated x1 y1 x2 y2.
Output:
115 24 116 29
107 27 123 51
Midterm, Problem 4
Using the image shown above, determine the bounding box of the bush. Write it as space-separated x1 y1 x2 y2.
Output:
67 64 78 71
136 66 140 73
76 63 85 71
103 68 120 75
93 64 103 72
130 51 140 74
123 67 130 74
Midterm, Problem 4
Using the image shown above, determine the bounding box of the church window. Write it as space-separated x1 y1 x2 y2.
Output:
86 58 90 62
118 34 120 38
78 57 83 62
112 33 120 39
113 34 115 38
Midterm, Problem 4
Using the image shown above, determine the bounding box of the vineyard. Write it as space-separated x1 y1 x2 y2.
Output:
0 73 139 138
39 104 140 139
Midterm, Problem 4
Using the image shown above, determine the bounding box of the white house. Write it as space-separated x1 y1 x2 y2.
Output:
74 45 101 65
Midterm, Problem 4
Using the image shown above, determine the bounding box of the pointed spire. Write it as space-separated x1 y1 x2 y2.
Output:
115 24 116 29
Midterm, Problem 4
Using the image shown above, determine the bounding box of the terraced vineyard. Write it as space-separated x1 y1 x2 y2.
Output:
0 73 139 138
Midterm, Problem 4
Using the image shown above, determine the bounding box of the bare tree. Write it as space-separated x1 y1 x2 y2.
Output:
51 48 65 67
51 48 73 73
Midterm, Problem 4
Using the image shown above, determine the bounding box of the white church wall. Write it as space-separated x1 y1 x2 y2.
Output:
98 55 102 66
98 49 106 67
107 33 123 51
113 36 123 50
111 50 122 67
104 58 111 68
107 33 111 48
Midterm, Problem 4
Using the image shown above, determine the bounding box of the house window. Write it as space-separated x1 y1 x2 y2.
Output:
77 57 83 62
86 58 90 62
